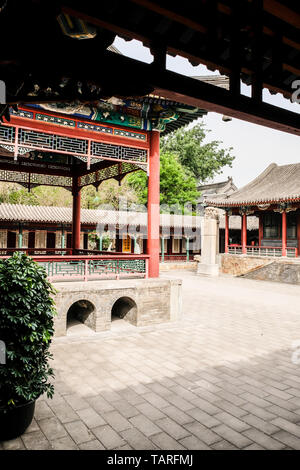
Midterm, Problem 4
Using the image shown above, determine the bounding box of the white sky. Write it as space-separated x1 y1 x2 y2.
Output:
113 37 300 188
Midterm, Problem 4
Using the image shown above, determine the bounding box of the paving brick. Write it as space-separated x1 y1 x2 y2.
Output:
46 401 79 424
142 392 170 409
150 432 185 450
264 394 299 411
136 402 166 421
38 417 68 441
156 417 191 440
22 431 52 450
64 420 94 444
243 428 286 449
244 443 265 450
272 430 300 450
34 400 55 421
212 424 252 449
214 400 248 418
103 410 132 432
120 428 157 450
210 440 238 450
164 394 194 412
190 397 222 416
239 392 271 408
242 414 280 435
79 440 105 450
130 414 161 437
270 417 300 438
161 405 194 425
179 435 211 450
214 412 250 432
64 394 89 411
241 403 277 421
266 405 300 423
184 422 222 446
86 395 115 414
112 400 140 419
77 407 106 429
186 408 221 428
50 436 78 450
93 424 125 449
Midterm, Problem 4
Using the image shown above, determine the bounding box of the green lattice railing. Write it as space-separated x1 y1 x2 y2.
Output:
37 256 148 281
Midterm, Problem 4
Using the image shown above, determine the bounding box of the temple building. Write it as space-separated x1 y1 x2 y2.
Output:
0 202 258 260
206 163 300 258
0 203 201 261
198 176 237 205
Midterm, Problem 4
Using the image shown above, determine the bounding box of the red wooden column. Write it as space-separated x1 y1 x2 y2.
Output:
297 215 300 258
147 130 160 278
72 176 81 253
282 211 287 256
225 212 229 253
242 213 247 254
258 214 263 247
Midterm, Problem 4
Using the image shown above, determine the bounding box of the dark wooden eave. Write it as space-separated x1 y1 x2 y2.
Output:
0 0 299 136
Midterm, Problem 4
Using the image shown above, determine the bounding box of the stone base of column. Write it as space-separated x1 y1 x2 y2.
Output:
197 263 219 277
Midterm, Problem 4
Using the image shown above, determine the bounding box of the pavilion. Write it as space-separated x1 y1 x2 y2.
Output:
0 1 299 277
0 93 211 280
206 163 300 258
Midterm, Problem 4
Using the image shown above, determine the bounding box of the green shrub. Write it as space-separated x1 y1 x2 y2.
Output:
0 252 56 411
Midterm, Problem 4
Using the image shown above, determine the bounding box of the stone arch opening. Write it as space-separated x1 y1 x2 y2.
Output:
111 296 137 325
67 299 96 333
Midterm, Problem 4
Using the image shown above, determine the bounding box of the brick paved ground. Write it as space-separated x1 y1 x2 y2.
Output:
2 272 300 450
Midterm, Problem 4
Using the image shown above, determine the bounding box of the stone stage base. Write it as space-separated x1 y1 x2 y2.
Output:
52 277 182 337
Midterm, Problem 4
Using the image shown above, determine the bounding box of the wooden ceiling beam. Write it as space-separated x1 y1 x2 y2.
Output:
263 0 300 29
58 1 299 97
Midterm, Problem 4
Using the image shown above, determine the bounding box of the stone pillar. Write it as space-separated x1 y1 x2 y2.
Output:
18 224 23 249
197 207 219 276
161 236 165 262
99 234 103 251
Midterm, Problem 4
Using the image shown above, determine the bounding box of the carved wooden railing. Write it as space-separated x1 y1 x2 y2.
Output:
0 252 149 281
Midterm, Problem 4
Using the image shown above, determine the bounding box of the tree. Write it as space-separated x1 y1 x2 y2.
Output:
160 122 235 182
81 179 139 210
127 152 199 208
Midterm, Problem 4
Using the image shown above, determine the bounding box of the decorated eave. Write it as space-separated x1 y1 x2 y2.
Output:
0 72 230 193
206 163 300 208
0 2 299 138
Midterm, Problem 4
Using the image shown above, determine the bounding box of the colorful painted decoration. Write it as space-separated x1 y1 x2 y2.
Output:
27 96 196 133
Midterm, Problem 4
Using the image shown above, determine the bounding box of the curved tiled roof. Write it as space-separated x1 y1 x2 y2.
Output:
0 204 202 229
0 203 258 231
207 163 300 207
